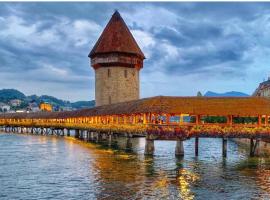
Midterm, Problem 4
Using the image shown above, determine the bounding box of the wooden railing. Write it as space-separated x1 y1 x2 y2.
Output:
1 120 270 139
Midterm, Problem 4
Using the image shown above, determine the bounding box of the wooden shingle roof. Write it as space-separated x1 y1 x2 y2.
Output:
1 96 270 119
88 11 145 59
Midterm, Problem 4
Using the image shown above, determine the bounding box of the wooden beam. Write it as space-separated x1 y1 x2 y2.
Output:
195 115 200 125
258 115 262 127
166 114 171 125
143 113 147 124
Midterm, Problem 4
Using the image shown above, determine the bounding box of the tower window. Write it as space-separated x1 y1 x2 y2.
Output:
108 69 111 78
124 70 127 78
109 96 111 104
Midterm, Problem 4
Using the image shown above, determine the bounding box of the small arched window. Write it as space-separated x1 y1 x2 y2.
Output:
109 96 112 104
124 70 127 78
108 69 111 78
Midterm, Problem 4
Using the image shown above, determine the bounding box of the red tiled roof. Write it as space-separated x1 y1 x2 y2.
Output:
89 11 145 59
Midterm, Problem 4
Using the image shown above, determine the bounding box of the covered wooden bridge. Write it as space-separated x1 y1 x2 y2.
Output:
1 96 270 157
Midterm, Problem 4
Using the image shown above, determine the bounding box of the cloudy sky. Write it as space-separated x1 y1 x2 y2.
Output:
0 2 270 101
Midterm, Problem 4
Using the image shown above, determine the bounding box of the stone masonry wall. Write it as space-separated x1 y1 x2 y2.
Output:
95 66 139 106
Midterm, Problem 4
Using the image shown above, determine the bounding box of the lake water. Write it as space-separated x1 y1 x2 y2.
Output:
0 132 270 200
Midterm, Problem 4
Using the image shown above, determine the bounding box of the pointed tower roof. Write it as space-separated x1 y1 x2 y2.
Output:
89 11 145 59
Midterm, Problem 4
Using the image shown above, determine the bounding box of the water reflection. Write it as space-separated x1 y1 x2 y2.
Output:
0 133 270 199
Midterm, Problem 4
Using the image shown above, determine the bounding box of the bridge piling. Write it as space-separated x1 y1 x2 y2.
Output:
250 138 255 157
125 135 132 151
195 137 199 156
112 133 118 147
75 129 80 139
89 132 94 141
95 132 100 143
79 130 84 140
222 138 228 157
144 139 155 156
175 140 184 157
67 129 70 137
108 133 112 147
250 138 261 157
85 131 89 141
254 139 261 156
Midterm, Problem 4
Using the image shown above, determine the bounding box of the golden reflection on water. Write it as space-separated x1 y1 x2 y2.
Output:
60 136 202 199
3 133 270 199
177 169 199 200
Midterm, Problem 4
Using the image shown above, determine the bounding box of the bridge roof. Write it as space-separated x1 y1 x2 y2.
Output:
1 96 270 119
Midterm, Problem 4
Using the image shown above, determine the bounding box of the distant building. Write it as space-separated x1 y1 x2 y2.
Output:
16 110 26 113
10 99 22 107
0 103 10 112
28 102 40 112
62 106 73 111
253 78 270 97
39 102 52 112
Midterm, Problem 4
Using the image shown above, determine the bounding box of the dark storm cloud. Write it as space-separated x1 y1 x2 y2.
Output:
0 2 269 100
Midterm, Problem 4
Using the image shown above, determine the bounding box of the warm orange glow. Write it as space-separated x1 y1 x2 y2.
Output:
39 103 53 112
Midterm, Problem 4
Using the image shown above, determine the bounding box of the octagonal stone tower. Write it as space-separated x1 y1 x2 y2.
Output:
88 11 145 106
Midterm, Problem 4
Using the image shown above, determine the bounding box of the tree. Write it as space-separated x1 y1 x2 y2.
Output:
197 91 202 97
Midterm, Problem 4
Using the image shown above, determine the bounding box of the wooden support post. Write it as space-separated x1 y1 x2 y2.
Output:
195 115 200 125
166 114 170 125
179 115 183 124
254 139 261 156
61 129 65 136
86 131 90 141
90 132 94 141
144 139 155 155
95 132 100 143
132 115 136 124
143 113 147 124
227 115 233 126
108 133 112 147
175 140 184 156
195 137 199 156
222 138 227 157
67 129 70 137
75 129 80 139
250 138 255 157
80 130 84 140
258 115 262 127
249 138 262 157
112 133 118 147
126 136 132 151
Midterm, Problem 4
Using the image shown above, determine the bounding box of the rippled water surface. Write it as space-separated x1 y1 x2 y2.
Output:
1 133 270 200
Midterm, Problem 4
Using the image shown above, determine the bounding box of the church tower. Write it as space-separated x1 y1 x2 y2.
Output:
89 11 145 106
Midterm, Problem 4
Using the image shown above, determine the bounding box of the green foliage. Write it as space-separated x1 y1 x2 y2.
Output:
203 116 227 123
203 116 258 124
233 117 258 124
197 91 202 97
0 88 95 110
0 89 25 103
71 101 95 109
